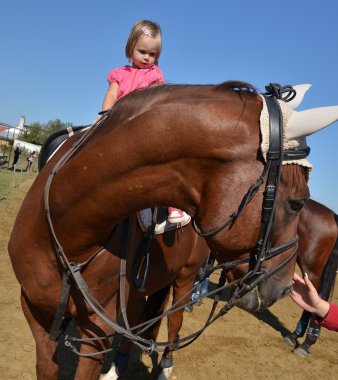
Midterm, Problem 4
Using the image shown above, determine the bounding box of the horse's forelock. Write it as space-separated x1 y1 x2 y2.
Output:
280 164 310 192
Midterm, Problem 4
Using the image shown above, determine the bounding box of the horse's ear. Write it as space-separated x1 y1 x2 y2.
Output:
286 84 312 110
285 105 338 139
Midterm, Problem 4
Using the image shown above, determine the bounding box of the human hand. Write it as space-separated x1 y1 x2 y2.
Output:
290 272 330 318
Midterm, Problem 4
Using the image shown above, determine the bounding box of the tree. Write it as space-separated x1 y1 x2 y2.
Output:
45 119 74 136
19 122 46 145
19 119 74 145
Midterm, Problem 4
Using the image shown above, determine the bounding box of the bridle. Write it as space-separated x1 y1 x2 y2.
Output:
44 83 310 356
193 83 310 297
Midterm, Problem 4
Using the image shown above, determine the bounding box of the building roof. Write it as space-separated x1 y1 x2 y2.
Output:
0 127 19 141
0 118 26 141
0 121 13 129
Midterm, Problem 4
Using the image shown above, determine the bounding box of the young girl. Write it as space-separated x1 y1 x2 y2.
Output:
290 272 338 332
102 19 188 224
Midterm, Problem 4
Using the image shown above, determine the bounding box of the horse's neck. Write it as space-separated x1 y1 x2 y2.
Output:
47 98 259 251
50 111 207 245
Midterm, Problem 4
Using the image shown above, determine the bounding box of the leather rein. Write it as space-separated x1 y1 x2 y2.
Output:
44 84 310 356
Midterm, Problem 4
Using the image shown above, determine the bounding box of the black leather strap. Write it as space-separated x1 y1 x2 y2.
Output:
284 147 310 160
255 96 283 263
50 270 71 341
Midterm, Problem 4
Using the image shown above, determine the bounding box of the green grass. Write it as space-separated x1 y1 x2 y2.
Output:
0 160 38 201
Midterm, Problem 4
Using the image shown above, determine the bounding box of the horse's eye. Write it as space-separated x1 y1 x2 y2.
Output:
289 199 306 212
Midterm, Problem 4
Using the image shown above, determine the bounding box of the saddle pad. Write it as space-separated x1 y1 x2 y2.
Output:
259 95 312 170
137 208 191 236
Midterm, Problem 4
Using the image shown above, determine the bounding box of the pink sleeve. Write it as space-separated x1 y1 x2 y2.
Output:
107 68 122 84
154 66 164 84
315 303 338 331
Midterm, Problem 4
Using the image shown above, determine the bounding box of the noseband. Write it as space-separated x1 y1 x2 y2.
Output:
193 83 310 294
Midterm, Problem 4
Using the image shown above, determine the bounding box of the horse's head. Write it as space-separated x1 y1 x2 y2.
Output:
200 84 338 312
220 164 310 312
207 162 309 312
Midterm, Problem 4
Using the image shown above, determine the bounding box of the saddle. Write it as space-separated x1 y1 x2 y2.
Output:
134 207 191 291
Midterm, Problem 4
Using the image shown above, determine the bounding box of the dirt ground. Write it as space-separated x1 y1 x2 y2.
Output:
1 179 337 380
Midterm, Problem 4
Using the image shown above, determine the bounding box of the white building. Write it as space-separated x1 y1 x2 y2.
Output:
0 117 41 165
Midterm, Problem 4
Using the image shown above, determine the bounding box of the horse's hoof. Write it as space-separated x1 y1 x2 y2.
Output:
294 347 310 358
184 304 193 313
100 364 119 380
282 336 297 348
158 366 173 380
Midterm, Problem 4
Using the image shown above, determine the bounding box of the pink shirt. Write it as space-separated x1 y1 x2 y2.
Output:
315 303 338 332
107 65 164 100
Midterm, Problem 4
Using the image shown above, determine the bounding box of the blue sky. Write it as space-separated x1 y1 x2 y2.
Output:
1 0 338 212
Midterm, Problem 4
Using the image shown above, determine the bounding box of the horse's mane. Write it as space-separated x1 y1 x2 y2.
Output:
125 80 257 98
110 80 258 127
215 80 257 94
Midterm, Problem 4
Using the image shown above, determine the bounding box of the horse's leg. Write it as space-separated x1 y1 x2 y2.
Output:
71 315 112 380
289 224 338 357
294 315 321 358
74 294 120 380
294 227 338 358
190 264 210 307
140 285 172 379
100 294 148 380
295 247 337 357
158 280 192 380
282 310 312 349
143 284 172 341
20 290 59 380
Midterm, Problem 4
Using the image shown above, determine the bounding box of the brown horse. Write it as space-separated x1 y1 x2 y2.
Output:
282 199 338 357
9 81 324 379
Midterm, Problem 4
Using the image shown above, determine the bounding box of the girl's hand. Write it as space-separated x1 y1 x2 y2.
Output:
290 272 330 318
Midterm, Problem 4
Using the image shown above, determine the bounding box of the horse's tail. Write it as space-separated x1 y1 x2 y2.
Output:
319 213 338 301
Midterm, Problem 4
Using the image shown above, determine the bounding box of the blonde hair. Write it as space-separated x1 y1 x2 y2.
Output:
125 20 162 64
